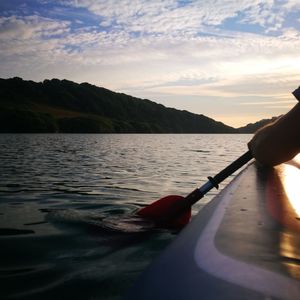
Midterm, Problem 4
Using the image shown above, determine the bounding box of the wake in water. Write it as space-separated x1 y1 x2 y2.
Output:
44 208 158 234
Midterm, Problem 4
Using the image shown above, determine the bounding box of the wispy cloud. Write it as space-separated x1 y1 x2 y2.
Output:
239 100 296 105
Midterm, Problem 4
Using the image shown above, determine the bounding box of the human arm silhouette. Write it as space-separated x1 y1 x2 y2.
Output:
248 87 300 166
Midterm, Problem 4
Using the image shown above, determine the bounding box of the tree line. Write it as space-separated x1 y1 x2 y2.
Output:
0 77 273 133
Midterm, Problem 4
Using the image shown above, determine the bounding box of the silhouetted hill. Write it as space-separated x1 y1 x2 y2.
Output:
237 116 279 133
0 77 236 133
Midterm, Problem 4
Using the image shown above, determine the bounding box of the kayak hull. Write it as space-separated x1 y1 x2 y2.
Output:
125 161 300 299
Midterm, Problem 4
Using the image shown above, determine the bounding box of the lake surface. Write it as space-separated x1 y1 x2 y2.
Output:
0 134 251 299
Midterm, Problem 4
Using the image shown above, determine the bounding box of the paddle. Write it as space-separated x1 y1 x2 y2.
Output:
137 150 253 228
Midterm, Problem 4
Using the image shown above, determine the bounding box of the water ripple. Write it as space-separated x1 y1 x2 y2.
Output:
0 133 251 299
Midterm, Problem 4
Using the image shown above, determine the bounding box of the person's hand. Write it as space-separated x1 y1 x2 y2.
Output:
248 103 300 166
248 121 298 166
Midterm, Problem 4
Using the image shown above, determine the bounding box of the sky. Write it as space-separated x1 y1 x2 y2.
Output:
0 0 299 127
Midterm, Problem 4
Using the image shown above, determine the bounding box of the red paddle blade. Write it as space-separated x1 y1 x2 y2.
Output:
137 195 191 228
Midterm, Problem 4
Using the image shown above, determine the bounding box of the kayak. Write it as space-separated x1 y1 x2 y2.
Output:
125 159 300 300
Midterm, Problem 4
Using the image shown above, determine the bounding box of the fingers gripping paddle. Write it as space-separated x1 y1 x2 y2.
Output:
138 150 253 228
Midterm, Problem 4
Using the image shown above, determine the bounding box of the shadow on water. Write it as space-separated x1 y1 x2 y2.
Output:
0 204 178 300
43 207 173 258
0 228 35 235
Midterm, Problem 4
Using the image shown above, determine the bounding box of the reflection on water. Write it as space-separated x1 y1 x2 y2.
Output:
0 134 250 299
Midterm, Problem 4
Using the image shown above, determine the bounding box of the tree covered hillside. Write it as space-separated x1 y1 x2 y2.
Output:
0 77 236 133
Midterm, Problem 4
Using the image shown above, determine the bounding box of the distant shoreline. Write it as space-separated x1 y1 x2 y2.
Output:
0 77 276 134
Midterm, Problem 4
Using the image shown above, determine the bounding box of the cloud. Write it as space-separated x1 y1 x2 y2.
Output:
64 0 294 36
0 14 73 77
2 9 299 96
0 15 70 39
284 0 300 10
0 15 70 54
239 100 296 105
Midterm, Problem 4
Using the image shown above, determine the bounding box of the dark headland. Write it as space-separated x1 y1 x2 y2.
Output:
0 77 277 133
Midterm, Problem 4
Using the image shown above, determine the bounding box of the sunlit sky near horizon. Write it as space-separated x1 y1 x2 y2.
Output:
0 0 300 127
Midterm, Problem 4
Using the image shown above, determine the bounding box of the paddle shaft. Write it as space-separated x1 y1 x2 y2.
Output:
138 150 253 227
184 150 253 207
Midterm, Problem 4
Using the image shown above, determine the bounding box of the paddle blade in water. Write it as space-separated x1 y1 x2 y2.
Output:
137 195 191 228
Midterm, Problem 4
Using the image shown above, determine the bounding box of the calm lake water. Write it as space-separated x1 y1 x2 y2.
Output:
0 134 251 299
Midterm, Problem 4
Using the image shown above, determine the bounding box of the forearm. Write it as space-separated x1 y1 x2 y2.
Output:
248 103 300 166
